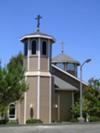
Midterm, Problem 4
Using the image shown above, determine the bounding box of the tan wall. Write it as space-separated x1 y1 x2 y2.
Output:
23 56 38 72
26 76 38 120
40 57 49 72
40 77 50 123
19 100 24 124
24 56 50 72
29 56 38 71
17 74 52 124
16 99 24 124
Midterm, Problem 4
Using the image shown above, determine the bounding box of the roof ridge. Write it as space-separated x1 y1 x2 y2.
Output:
52 64 88 86
52 53 80 65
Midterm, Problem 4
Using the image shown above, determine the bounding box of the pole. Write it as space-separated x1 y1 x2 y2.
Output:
80 66 83 119
78 58 91 122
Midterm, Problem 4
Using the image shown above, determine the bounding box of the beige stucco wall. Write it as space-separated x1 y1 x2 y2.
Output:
17 75 51 124
26 76 38 120
40 77 50 123
16 99 24 124
40 57 49 72
24 56 50 72
29 56 38 71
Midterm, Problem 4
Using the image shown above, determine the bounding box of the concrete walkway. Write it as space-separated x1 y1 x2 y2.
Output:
0 123 100 133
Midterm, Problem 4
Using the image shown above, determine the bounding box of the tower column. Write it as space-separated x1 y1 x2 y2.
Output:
37 38 41 119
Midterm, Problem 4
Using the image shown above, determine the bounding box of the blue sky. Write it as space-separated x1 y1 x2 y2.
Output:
0 0 100 81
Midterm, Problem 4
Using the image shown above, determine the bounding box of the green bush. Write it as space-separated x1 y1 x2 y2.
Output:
0 119 8 124
26 119 42 124
7 120 18 125
89 116 100 122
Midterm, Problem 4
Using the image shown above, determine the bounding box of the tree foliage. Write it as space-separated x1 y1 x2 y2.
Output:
72 78 100 121
0 53 28 115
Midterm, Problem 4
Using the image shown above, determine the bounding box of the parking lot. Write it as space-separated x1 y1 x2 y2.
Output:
0 123 100 133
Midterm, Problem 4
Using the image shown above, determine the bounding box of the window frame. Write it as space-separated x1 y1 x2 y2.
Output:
41 40 47 56
31 39 37 55
8 103 16 120
67 63 75 71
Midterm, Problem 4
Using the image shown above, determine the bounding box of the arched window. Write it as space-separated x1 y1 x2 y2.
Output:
42 41 47 55
31 40 37 55
9 104 16 119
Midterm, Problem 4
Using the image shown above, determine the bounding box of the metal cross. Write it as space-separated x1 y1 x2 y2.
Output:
35 15 42 31
61 41 64 54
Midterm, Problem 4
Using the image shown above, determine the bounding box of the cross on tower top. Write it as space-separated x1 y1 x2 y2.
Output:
35 15 42 32
61 41 64 54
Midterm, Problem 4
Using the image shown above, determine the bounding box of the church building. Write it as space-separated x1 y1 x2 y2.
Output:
8 16 88 124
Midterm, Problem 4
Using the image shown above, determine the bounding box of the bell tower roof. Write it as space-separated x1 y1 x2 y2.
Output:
52 53 80 65
20 31 56 43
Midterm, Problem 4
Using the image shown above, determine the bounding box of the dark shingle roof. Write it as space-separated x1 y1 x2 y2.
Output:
54 75 78 91
52 53 80 65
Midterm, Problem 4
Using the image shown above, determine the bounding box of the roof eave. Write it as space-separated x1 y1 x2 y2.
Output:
20 34 56 43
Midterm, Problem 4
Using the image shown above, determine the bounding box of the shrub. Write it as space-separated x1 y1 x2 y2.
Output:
0 119 8 124
89 116 100 122
7 120 18 125
0 116 8 124
26 119 42 124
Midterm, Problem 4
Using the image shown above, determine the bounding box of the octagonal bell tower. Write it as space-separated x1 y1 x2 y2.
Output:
20 15 55 124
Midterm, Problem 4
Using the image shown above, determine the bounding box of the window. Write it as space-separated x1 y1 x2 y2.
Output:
9 104 16 119
32 40 36 55
56 63 64 70
42 41 47 55
67 63 75 71
24 43 28 56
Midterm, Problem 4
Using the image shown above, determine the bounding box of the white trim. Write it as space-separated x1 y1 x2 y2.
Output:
25 71 51 77
8 103 16 121
37 74 40 119
52 64 88 86
49 76 52 123
20 35 55 42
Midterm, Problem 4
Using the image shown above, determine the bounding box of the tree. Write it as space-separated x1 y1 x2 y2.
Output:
85 78 100 117
0 53 28 117
72 78 100 121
